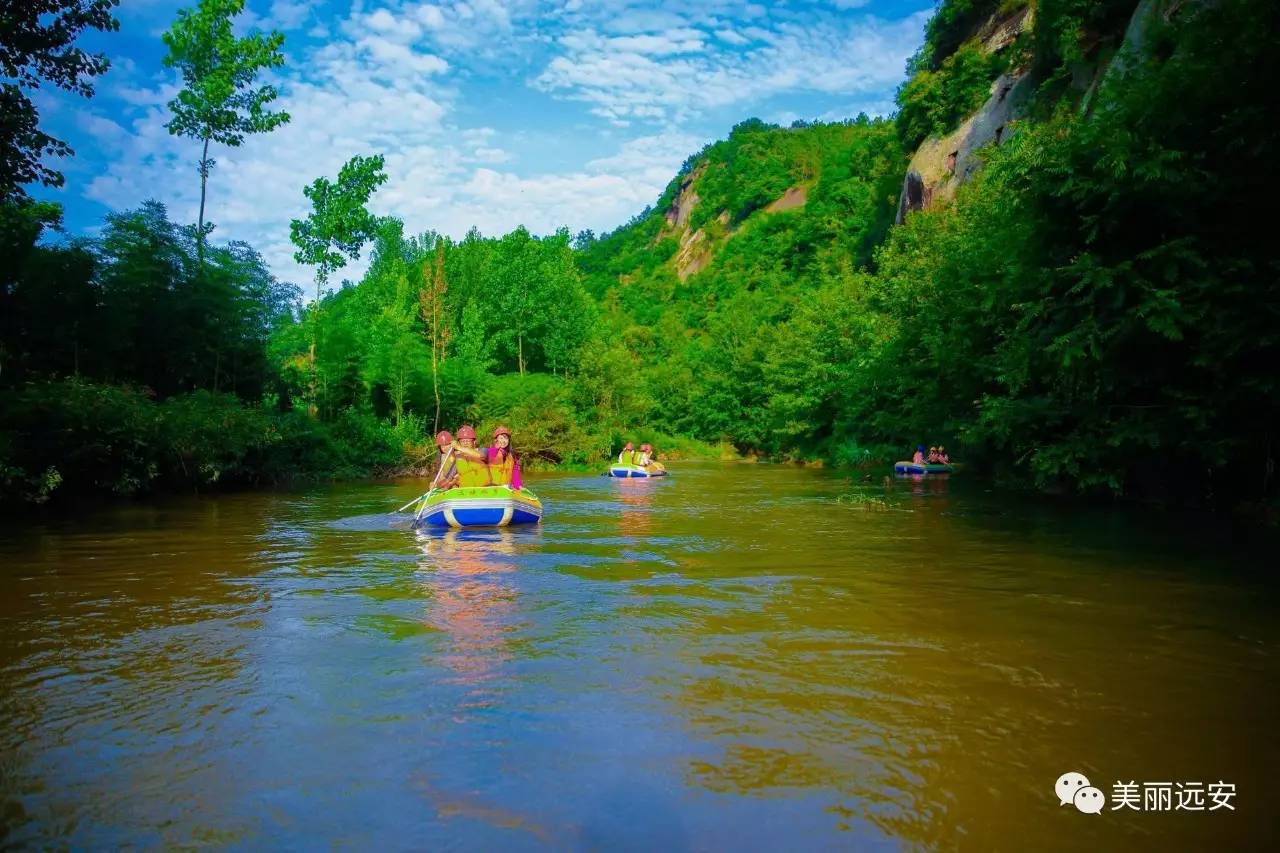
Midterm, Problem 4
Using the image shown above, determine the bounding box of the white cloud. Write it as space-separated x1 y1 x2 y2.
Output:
237 0 320 33
606 28 707 55
69 0 927 287
471 146 512 163
81 14 696 286
535 9 928 123
268 0 318 30
75 113 132 151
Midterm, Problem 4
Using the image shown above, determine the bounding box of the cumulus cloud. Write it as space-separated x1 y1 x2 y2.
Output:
535 9 928 123
64 0 924 285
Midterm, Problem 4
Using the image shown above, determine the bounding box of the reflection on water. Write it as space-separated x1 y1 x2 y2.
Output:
418 529 520 695
614 477 658 539
1 465 1277 849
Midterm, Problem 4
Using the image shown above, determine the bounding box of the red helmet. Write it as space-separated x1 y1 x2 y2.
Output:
623 442 634 450
457 425 477 440
435 430 453 447
493 425 511 438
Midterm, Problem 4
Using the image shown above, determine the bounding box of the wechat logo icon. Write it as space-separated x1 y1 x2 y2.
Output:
1056 771 1106 814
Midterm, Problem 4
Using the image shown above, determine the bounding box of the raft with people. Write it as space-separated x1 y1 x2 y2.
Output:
405 424 543 527
894 462 955 474
605 442 668 478
608 465 667 478
894 444 956 475
416 485 543 528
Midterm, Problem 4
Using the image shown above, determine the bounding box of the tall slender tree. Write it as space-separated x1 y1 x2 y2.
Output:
289 154 387 414
162 0 289 257
420 242 452 434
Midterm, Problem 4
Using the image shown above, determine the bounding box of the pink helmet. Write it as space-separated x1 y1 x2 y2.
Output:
493 425 511 438
640 443 652 452
623 442 634 450
435 430 453 447
457 425 477 440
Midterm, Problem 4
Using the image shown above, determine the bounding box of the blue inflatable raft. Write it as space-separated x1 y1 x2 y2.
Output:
894 461 955 474
606 465 668 478
415 486 543 527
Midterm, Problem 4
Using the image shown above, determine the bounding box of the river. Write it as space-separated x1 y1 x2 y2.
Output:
1 463 1276 849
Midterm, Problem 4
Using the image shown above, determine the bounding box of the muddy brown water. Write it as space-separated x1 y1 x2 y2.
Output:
2 463 1276 849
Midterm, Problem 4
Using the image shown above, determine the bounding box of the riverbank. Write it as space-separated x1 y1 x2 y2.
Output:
0 377 732 510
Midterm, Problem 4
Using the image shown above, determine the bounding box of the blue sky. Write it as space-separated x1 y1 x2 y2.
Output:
34 0 934 282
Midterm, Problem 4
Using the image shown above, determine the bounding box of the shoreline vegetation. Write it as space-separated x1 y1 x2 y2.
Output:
3 0 1278 519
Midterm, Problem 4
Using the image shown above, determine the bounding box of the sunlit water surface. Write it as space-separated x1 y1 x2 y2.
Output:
2 463 1276 849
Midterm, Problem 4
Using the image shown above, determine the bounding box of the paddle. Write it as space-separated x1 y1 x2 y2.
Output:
396 447 453 514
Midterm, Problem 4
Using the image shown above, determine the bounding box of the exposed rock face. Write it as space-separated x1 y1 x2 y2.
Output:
675 211 730 280
1089 0 1171 103
981 4 1032 52
664 164 704 228
896 69 1033 223
665 171 808 279
675 227 709 280
895 7 1036 223
765 185 808 213
895 171 927 223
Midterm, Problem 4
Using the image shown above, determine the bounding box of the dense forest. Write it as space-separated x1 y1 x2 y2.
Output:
2 0 1277 512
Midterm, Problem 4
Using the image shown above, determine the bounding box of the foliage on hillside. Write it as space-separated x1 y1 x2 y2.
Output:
576 116 905 452
861 0 1280 498
4 0 1278 511
574 0 1280 503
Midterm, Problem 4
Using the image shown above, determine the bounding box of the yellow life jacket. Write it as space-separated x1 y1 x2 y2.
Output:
456 455 492 487
488 450 515 486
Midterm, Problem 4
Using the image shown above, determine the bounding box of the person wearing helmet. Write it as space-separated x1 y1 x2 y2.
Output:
638 442 666 474
451 425 523 489
912 444 927 465
432 430 460 490
485 425 522 489
449 425 493 487
618 441 636 466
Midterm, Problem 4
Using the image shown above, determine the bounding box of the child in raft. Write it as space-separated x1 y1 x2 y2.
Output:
450 425 523 489
618 442 636 465
912 445 927 465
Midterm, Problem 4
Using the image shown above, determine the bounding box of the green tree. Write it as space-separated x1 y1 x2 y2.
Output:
0 0 120 200
162 0 289 254
289 154 388 299
0 201 97 380
420 242 451 433
289 153 387 414
490 226 539 374
365 270 427 426
539 229 594 376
